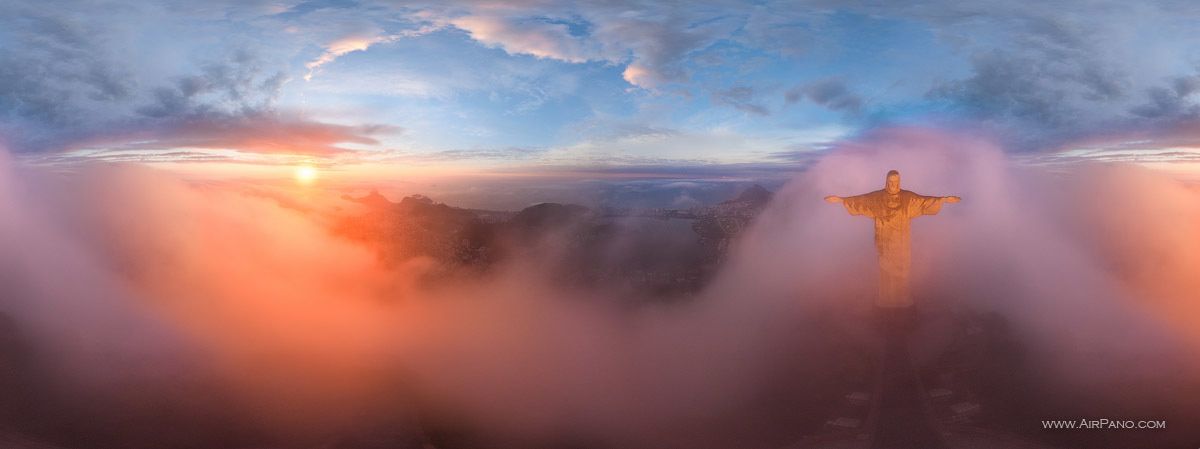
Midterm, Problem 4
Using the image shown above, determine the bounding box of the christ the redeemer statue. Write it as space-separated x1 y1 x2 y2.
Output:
825 170 960 308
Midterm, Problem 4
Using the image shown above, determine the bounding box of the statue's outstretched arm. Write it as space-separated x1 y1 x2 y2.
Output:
909 193 960 216
835 192 877 217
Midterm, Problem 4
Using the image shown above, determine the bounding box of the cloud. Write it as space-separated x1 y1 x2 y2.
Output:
384 146 545 163
894 2 1200 151
33 52 387 156
0 0 406 156
565 116 682 142
0 151 844 447
305 35 386 81
303 25 441 81
786 78 863 114
540 127 792 166
927 48 1112 131
1039 116 1200 160
432 3 742 89
713 86 769 116
0 3 135 149
6 0 1200 164
0 1 400 157
1129 73 1200 119
737 3 819 58
4 128 1200 447
85 114 397 155
136 52 288 119
449 15 597 63
299 1 1200 153
594 13 735 89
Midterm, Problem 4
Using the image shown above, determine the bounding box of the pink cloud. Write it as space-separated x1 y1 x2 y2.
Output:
305 35 384 81
449 14 597 63
73 115 398 156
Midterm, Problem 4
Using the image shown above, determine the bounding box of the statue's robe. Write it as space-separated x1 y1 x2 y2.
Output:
841 190 945 308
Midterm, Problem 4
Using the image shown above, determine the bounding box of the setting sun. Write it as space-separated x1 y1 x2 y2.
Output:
294 165 318 184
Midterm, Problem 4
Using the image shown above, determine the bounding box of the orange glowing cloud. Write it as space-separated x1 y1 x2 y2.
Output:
71 115 399 156
4 129 1200 446
621 64 656 88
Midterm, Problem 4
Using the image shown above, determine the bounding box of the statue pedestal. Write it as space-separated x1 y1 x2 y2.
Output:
866 304 947 449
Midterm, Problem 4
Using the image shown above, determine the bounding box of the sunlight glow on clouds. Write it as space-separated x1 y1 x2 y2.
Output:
449 15 596 64
2 0 1200 180
305 35 390 81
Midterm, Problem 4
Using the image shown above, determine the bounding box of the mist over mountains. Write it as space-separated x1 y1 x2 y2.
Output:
2 128 1200 449
334 184 774 296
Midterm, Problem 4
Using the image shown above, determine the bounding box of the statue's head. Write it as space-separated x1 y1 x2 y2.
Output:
885 170 901 194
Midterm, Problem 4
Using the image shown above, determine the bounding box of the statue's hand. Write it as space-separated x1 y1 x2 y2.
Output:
944 196 961 203
824 195 843 204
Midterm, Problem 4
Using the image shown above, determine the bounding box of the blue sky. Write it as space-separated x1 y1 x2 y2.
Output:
3 0 1200 179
